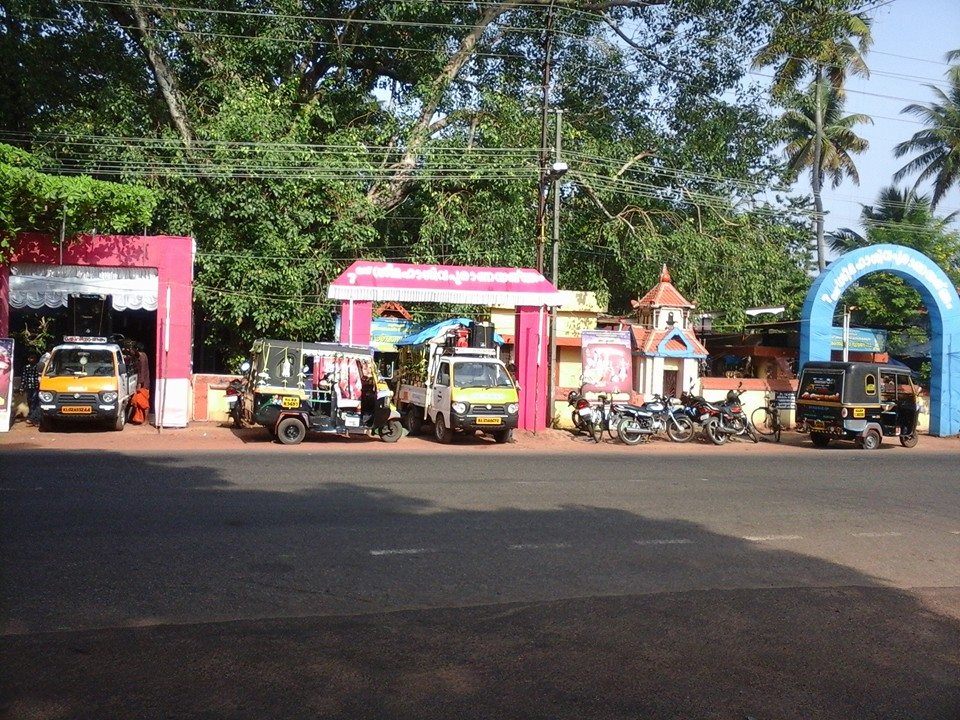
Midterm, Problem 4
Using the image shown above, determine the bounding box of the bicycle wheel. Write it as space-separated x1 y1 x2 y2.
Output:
751 407 776 437
606 411 622 441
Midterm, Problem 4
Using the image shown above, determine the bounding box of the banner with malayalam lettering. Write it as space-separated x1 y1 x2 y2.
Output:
328 261 562 307
830 327 887 353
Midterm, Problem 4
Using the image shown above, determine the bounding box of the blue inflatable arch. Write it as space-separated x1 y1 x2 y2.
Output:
799 244 960 437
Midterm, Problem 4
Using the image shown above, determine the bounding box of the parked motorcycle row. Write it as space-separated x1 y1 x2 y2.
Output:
567 383 759 446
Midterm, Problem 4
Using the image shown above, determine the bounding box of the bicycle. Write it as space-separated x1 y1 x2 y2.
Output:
589 393 623 443
750 395 783 442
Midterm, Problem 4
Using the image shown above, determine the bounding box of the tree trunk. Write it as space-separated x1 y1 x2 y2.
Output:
126 0 193 148
811 71 826 272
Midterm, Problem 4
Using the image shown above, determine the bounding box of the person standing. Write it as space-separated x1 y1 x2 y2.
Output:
22 352 41 425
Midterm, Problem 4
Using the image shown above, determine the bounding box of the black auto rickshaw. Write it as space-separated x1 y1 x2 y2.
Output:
246 339 403 445
795 361 920 449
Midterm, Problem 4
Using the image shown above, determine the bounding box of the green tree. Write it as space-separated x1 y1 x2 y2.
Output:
893 50 960 209
780 78 871 203
0 144 157 258
1 0 814 363
753 0 874 272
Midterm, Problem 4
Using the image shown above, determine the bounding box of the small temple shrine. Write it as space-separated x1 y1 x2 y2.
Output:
628 265 708 397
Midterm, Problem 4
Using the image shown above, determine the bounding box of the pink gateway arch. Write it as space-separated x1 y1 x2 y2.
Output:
328 261 562 431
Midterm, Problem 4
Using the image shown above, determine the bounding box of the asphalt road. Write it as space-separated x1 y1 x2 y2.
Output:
1 447 959 719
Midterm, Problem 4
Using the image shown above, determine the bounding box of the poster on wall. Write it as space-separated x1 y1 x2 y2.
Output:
580 330 633 395
0 338 14 432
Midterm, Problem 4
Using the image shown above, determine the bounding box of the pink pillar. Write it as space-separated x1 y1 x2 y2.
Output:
514 305 548 431
338 300 372 347
0 266 9 338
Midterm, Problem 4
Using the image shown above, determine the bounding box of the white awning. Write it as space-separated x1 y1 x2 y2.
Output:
9 263 159 311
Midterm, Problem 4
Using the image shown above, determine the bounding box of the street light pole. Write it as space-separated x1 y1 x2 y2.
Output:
534 2 555 274
547 109 563 427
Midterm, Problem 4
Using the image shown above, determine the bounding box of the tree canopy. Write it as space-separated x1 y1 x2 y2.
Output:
0 144 157 257
893 50 960 209
1 0 820 362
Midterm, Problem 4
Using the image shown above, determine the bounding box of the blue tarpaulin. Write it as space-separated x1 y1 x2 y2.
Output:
396 318 504 347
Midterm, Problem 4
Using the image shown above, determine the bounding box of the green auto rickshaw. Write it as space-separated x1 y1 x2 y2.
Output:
245 339 403 445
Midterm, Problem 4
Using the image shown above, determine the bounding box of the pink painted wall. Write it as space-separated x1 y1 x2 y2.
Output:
338 300 373 347
2 233 194 380
0 266 8 338
515 306 549 432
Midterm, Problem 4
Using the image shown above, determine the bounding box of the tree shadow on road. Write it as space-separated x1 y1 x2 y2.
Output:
1 451 958 719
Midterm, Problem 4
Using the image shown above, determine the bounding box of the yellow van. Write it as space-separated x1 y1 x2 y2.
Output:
37 337 137 431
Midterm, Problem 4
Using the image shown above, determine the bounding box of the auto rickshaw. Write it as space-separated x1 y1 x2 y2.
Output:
245 339 403 445
795 361 920 449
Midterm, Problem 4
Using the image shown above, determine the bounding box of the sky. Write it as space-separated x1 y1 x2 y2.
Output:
810 0 960 235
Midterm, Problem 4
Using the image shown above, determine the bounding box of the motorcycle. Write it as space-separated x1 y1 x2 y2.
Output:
225 361 251 428
697 383 759 445
617 393 695 445
567 388 594 435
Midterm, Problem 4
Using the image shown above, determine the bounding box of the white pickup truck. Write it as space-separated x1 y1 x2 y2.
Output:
396 344 519 444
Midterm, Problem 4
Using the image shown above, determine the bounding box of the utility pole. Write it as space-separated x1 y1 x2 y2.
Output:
534 2 556 274
547 109 562 426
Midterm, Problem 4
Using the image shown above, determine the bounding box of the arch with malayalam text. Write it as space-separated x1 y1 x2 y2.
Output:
327 261 562 432
799 244 960 437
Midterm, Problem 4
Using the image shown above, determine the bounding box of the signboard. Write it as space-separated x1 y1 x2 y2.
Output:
0 338 14 432
327 261 562 307
775 391 796 410
580 330 633 394
830 327 887 353
370 317 416 353
798 368 843 403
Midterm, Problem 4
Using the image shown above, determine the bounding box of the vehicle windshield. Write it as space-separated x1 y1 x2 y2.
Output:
798 369 843 403
45 348 115 377
453 362 514 388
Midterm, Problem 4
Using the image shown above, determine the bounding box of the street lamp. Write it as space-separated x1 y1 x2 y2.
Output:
546 112 566 428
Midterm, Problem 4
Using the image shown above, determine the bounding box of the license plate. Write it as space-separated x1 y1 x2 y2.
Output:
281 396 300 408
813 420 825 429
344 415 361 427
578 407 593 418
62 406 92 414
476 417 502 425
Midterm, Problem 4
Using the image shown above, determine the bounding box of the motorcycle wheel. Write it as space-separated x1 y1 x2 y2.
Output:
617 417 646 446
380 419 403 443
705 420 728 446
606 412 621 442
666 415 694 443
589 417 603 443
899 432 918 448
572 410 586 435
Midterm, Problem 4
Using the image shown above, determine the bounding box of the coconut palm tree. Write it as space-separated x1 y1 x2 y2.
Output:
753 2 872 100
753 0 872 271
828 185 959 273
782 80 871 265
893 50 960 209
